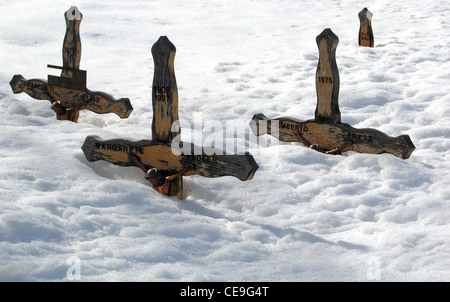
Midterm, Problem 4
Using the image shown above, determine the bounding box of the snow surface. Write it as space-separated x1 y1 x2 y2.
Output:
0 0 449 281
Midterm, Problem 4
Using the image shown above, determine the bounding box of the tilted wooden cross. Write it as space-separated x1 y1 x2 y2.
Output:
81 36 259 199
9 6 133 122
250 28 415 159
358 8 374 47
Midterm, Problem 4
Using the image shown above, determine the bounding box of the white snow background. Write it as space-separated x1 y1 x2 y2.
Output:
0 0 449 281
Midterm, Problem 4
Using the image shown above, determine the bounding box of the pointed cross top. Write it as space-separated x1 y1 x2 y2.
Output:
358 7 373 21
66 6 83 21
316 28 339 48
151 36 176 59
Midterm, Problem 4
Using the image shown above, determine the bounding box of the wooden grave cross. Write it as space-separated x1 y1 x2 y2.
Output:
358 8 374 47
81 36 259 200
9 6 133 122
250 28 415 159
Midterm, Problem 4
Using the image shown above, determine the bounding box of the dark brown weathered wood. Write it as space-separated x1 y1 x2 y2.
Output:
150 36 182 198
250 114 415 159
61 6 82 79
358 8 374 47
9 6 133 122
151 36 179 143
9 74 133 119
315 28 341 124
152 36 183 199
47 64 86 91
9 75 52 102
81 36 258 200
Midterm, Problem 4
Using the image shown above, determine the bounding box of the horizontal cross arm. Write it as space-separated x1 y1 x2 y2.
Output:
82 136 259 181
10 75 53 102
82 89 133 119
250 113 415 159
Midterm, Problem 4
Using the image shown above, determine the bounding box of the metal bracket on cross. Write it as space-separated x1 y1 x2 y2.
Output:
9 6 133 122
358 8 374 47
81 36 259 200
250 28 415 159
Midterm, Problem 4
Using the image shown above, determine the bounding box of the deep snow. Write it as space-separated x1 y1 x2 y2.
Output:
0 0 449 281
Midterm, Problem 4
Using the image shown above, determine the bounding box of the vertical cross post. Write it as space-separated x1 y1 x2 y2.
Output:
62 6 83 77
151 36 179 143
315 28 341 124
58 6 83 121
151 36 182 199
358 8 374 47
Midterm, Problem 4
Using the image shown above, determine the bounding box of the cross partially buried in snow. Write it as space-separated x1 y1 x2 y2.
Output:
82 36 259 199
358 8 374 47
250 28 415 159
9 6 133 122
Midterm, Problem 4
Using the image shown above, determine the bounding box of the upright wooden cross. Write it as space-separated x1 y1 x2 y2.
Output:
250 28 415 159
82 36 259 200
9 6 133 122
358 8 374 47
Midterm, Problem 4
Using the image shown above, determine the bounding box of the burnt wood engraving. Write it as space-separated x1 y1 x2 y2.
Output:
250 114 415 159
250 29 415 159
358 8 374 47
82 136 258 182
315 29 340 124
82 36 258 200
151 36 179 143
9 6 133 122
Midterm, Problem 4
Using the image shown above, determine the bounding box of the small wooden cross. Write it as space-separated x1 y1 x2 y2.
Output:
250 28 415 159
82 36 259 200
9 6 133 122
358 8 374 47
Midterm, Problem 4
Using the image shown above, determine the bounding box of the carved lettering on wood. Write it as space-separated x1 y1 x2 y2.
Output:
151 36 182 198
315 28 341 124
151 36 179 144
358 8 374 47
250 114 415 159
